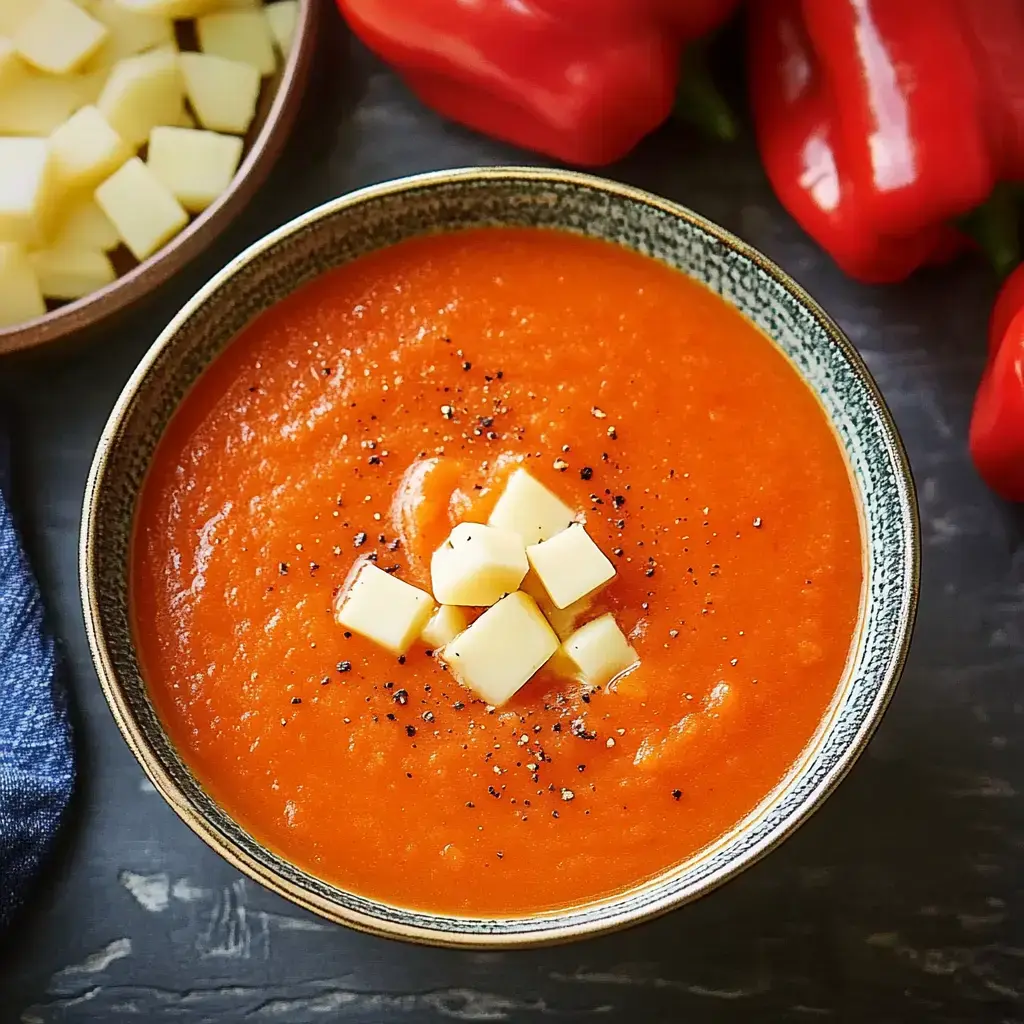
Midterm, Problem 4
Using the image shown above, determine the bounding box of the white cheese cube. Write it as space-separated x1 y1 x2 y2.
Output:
526 523 615 610
264 0 298 57
98 46 183 147
147 125 243 213
52 196 119 251
334 560 435 656
519 569 592 640
0 35 20 92
440 592 558 706
0 0 33 35
430 521 529 607
488 468 575 544
88 0 173 64
560 613 638 687
420 604 468 650
49 105 132 192
29 246 115 299
0 137 51 245
179 51 260 135
0 67 89 136
113 0 220 16
196 9 276 76
13 0 107 74
0 242 44 327
94 156 187 261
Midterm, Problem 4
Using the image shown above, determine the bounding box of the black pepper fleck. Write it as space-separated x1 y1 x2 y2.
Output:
353 532 367 547
405 725 417 737
337 661 351 673
580 466 593 481
393 689 409 705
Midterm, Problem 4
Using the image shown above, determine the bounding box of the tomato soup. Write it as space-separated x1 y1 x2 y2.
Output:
132 228 862 916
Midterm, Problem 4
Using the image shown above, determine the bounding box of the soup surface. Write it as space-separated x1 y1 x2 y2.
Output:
132 227 862 916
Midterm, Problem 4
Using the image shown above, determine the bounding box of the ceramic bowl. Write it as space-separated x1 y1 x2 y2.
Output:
81 167 919 947
0 0 319 357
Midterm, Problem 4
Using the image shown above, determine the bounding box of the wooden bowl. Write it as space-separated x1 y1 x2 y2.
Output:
0 0 320 357
81 168 919 946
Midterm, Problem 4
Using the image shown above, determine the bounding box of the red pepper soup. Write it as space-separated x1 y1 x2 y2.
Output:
132 228 862 916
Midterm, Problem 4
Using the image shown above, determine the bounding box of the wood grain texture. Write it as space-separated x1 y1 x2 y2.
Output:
1 12 1022 1023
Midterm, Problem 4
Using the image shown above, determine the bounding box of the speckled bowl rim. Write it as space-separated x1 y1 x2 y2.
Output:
81 167 920 948
0 0 319 357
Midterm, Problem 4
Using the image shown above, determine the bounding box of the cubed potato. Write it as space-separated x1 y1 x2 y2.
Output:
0 67 90 136
560 613 638 687
51 196 119 250
487 468 575 544
430 522 528 607
0 137 51 245
264 0 298 57
334 559 435 656
29 246 115 299
420 604 468 650
0 0 34 36
196 9 275 76
13 0 107 75
0 242 44 327
147 125 243 213
440 592 558 706
98 46 183 147
94 156 187 261
113 0 220 16
179 52 259 135
526 523 615 610
49 105 132 192
89 0 173 63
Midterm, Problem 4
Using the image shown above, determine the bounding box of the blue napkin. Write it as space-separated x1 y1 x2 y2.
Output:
0 434 74 929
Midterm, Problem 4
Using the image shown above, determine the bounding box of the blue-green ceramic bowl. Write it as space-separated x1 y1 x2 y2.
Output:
81 168 919 947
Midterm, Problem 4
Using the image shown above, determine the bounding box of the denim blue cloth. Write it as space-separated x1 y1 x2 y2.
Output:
0 435 74 929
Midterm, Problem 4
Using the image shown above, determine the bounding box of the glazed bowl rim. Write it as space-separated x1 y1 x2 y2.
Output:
80 165 920 947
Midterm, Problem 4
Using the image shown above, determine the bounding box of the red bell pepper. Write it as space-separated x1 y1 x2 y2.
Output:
335 0 740 166
970 264 1024 502
748 0 1024 284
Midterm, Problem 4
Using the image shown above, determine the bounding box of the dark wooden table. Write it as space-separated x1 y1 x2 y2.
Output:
2 14 1022 1024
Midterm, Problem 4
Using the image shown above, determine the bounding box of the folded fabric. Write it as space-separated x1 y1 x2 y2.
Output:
0 433 74 929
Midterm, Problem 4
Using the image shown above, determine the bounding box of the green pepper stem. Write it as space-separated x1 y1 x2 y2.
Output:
962 184 1022 279
673 45 738 143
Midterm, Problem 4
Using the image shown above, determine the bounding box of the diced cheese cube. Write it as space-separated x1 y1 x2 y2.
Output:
0 67 90 136
179 51 259 135
113 0 220 16
440 592 558 707
264 0 298 57
420 604 468 650
526 523 615 610
94 156 187 261
0 0 34 36
0 242 45 327
29 246 115 299
334 560 435 656
52 196 119 250
49 105 132 192
519 569 592 640
13 0 107 74
88 0 173 64
196 9 276 76
98 46 183 147
430 521 528 607
0 137 51 245
488 468 575 545
560 613 638 687
147 125 243 213
0 35 20 92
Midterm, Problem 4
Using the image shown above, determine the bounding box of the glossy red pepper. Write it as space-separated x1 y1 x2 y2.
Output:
748 0 1024 284
335 0 739 166
970 264 1024 502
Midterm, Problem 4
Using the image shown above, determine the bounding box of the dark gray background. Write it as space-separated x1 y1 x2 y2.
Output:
1 10 1022 1022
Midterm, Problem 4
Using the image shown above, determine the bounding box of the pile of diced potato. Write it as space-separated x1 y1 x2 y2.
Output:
335 468 640 708
0 0 299 329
